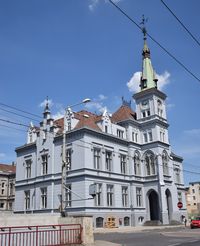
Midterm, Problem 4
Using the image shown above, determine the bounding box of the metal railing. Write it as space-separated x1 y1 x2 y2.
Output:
0 224 82 246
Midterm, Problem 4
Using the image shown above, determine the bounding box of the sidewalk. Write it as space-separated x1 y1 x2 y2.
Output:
94 224 184 234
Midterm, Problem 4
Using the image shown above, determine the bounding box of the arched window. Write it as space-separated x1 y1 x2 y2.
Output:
134 152 141 176
157 99 163 117
162 151 169 175
145 152 155 176
124 217 130 226
96 217 104 228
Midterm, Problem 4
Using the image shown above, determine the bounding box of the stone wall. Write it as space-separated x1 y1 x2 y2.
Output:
0 213 94 245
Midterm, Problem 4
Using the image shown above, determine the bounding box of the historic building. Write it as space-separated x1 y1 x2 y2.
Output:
185 182 200 217
14 36 186 227
0 163 16 211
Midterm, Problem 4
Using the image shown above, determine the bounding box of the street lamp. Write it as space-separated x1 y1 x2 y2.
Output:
60 98 91 216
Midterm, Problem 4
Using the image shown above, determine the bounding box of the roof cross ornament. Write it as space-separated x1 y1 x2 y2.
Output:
140 15 148 40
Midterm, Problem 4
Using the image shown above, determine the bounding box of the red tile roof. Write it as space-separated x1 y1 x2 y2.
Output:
111 105 136 123
0 163 16 173
52 105 135 133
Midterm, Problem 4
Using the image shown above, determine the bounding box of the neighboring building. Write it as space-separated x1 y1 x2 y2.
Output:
0 163 16 211
186 182 200 216
14 36 186 227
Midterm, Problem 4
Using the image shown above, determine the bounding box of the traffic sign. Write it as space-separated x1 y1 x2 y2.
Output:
177 201 183 209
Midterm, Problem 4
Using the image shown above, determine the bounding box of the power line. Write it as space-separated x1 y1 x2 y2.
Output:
0 123 27 133
0 102 42 119
160 0 200 47
108 0 200 83
0 118 29 128
0 107 40 122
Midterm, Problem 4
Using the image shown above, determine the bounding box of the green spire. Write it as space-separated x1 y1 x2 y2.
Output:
140 16 158 91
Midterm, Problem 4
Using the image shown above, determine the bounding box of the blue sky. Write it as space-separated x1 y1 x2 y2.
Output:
0 0 200 185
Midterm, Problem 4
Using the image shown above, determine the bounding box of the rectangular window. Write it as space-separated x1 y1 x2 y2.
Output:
105 151 112 172
9 182 14 196
94 148 101 170
95 183 102 206
148 132 153 142
66 149 72 171
24 190 30 210
25 159 32 178
178 192 182 202
192 189 195 193
122 186 128 207
136 187 142 207
105 125 108 133
41 154 48 175
41 187 47 209
120 154 127 174
142 111 146 118
117 129 124 138
0 203 4 209
143 133 148 143
193 196 196 200
175 168 181 183
65 185 72 207
135 133 138 143
1 182 5 195
107 184 114 206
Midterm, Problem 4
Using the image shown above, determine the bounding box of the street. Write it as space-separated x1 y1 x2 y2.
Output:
94 227 200 246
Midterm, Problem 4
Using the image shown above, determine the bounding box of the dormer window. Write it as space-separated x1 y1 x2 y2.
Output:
105 125 108 133
117 129 124 139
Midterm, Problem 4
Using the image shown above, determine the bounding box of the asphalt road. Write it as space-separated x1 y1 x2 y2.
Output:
94 227 200 246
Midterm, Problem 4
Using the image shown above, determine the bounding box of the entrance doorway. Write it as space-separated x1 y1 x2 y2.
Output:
165 189 172 223
148 190 160 220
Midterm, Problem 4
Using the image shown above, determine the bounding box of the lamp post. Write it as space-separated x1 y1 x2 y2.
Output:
60 98 91 216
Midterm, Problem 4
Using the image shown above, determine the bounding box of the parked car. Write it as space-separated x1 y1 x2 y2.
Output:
190 217 200 229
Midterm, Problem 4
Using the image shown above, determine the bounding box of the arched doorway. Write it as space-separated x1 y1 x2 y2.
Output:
148 190 159 220
165 189 172 223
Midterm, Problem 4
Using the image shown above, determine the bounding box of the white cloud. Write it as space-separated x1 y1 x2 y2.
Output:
85 101 107 113
98 94 107 100
0 153 6 158
39 98 53 108
89 0 123 12
127 71 141 93
89 0 99 11
127 71 170 93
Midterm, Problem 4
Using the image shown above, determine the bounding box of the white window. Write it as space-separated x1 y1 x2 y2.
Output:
120 154 127 174
24 190 30 210
95 183 102 206
162 152 169 176
136 187 142 207
9 182 14 196
143 133 148 143
132 132 138 143
65 184 72 207
41 154 48 175
148 132 153 142
94 148 101 170
1 182 5 195
178 192 182 202
117 129 124 138
105 151 112 172
107 185 114 206
175 168 181 183
145 153 155 176
134 152 141 176
25 159 32 178
41 187 47 209
122 186 128 207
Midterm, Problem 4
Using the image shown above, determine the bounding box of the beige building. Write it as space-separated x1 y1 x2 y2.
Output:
186 182 200 216
0 163 16 211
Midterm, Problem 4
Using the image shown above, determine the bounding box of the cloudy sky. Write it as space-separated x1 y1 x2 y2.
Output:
0 0 200 184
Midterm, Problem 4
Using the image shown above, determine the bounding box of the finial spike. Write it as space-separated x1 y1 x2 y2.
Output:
140 14 148 40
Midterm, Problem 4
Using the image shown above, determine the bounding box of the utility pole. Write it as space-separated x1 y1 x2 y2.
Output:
60 98 91 216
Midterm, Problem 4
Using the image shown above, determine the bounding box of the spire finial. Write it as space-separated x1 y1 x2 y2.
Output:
140 15 148 41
